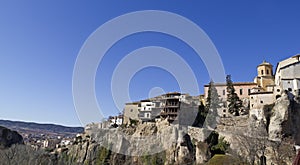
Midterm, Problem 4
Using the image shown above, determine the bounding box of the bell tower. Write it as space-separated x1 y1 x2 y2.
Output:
254 60 275 91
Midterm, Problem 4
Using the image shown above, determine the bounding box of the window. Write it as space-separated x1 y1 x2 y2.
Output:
240 89 243 95
298 89 300 96
223 109 226 112
223 90 225 95
130 109 133 112
146 113 150 118
261 70 264 75
260 100 264 104
252 104 254 107
277 89 280 92
251 97 253 99
248 89 251 95
266 69 269 75
288 88 292 92
223 114 226 118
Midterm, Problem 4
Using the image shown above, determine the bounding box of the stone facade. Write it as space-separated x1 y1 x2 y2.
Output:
249 92 275 120
123 102 139 125
204 82 257 117
204 82 257 102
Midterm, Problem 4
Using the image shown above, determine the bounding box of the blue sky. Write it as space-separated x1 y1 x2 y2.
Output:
0 1 300 126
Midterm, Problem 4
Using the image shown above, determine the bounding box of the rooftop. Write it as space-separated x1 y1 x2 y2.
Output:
258 60 273 67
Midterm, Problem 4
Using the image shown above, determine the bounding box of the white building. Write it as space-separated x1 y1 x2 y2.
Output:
275 54 300 97
109 115 123 127
138 100 156 121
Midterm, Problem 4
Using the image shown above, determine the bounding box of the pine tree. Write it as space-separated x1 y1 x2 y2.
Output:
226 75 242 116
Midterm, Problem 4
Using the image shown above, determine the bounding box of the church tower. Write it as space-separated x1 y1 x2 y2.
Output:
254 60 275 91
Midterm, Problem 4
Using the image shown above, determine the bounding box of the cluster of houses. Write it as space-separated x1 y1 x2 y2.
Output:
107 55 300 127
23 133 73 150
120 92 200 126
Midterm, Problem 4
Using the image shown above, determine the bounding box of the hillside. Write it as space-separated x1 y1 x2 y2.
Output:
0 119 84 138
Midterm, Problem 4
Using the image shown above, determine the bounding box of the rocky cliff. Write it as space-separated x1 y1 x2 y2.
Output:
0 126 23 149
54 93 300 165
268 92 300 144
56 119 213 165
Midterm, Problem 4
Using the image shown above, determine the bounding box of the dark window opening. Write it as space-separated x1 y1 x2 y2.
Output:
248 89 251 95
223 114 226 118
260 101 264 104
266 69 269 75
252 104 254 107
223 109 226 112
261 70 264 75
288 88 292 92
240 89 243 95
223 90 225 95
276 95 281 99
277 89 280 92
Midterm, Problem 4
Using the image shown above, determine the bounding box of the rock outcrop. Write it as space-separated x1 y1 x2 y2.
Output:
0 126 23 149
57 120 211 165
268 93 291 141
268 92 300 144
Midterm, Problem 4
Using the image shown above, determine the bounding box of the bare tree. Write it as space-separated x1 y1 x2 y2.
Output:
0 144 55 165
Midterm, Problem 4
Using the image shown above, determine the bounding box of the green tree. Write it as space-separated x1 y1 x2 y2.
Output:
205 131 230 156
226 75 242 116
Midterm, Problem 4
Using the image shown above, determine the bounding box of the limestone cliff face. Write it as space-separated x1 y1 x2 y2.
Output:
268 93 300 143
58 120 210 165
0 126 23 149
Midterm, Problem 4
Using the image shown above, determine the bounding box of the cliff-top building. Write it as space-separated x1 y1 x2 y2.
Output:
250 55 300 120
123 102 140 125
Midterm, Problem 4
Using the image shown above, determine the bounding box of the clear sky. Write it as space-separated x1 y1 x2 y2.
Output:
0 1 299 126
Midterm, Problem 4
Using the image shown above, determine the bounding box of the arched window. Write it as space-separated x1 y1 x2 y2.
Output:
261 70 264 75
266 69 269 75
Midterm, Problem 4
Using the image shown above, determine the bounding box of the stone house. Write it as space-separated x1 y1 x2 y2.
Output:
160 92 199 124
123 102 139 125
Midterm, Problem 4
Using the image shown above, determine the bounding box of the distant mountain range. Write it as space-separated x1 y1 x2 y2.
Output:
0 119 84 138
